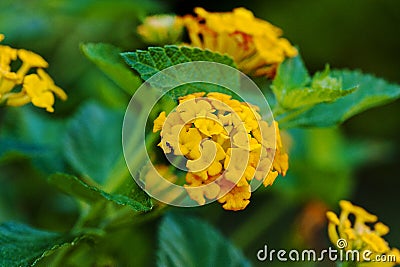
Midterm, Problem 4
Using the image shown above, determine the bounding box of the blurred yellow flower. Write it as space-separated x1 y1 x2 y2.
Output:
182 7 297 77
0 34 67 112
143 165 182 204
153 92 289 211
326 200 400 267
137 15 184 45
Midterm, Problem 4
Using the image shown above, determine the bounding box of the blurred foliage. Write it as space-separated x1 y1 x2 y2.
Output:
0 0 399 266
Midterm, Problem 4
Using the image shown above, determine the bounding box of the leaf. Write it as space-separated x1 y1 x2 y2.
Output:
272 128 356 204
281 68 356 109
0 222 83 267
157 213 250 267
48 173 152 212
272 52 310 93
272 55 356 110
0 106 66 173
271 128 390 204
279 70 400 127
121 46 239 99
81 43 142 95
0 139 48 162
122 46 235 79
63 102 123 184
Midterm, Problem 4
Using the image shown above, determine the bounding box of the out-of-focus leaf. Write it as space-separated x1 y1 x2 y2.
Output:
157 213 250 267
81 43 142 95
41 220 154 267
48 173 152 212
0 222 84 267
278 70 400 127
63 102 123 184
0 140 47 162
0 107 66 173
122 46 238 100
272 128 364 204
272 55 356 111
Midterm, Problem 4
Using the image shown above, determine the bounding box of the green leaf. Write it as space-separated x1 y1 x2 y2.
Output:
272 56 356 110
121 46 238 99
0 222 83 267
272 128 356 204
272 52 310 93
122 46 235 80
0 139 48 162
48 173 152 212
63 102 123 184
157 213 250 267
81 43 142 95
0 106 66 173
279 70 400 127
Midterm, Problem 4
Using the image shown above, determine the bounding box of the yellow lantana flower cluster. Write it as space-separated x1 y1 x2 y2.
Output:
182 7 297 78
327 200 400 267
0 34 66 112
153 92 288 211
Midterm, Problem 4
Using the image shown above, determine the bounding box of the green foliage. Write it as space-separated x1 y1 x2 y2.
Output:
0 222 84 267
279 70 400 127
272 55 356 111
122 46 235 80
81 43 142 95
157 213 250 267
122 46 239 99
272 128 357 204
273 54 400 128
63 102 124 184
48 173 152 212
0 107 67 173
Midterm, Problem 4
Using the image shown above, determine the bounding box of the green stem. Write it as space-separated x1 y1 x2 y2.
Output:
104 204 169 231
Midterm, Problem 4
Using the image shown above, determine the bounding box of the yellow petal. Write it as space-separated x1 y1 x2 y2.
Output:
17 49 48 68
153 111 166 132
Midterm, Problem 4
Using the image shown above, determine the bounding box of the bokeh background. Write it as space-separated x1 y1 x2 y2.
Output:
0 0 399 266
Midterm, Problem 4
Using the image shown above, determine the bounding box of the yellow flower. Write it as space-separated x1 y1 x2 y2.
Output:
21 74 55 112
137 15 184 45
186 140 225 177
184 173 220 206
223 148 252 183
143 165 181 204
326 200 400 267
176 97 215 122
37 68 67 101
17 49 48 76
193 118 225 137
153 111 166 132
182 7 297 78
178 128 203 158
153 92 289 210
217 183 251 211
250 120 288 186
0 34 67 112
